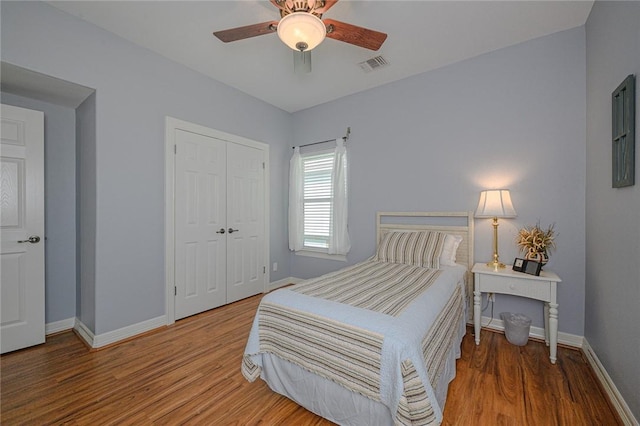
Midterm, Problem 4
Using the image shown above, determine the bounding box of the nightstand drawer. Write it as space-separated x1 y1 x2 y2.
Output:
477 274 551 301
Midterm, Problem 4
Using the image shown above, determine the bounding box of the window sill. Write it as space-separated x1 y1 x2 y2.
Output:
295 250 347 262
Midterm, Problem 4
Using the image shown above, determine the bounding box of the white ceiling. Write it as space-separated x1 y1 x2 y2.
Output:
47 1 593 113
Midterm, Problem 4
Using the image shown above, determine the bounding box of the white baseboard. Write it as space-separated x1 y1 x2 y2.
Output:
45 317 76 335
268 276 303 292
582 339 639 426
74 319 95 347
74 315 166 349
474 315 583 348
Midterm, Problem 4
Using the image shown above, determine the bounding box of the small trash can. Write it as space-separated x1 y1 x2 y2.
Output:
500 312 531 346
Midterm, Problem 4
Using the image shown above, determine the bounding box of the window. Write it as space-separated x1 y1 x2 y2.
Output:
289 141 350 258
301 150 336 250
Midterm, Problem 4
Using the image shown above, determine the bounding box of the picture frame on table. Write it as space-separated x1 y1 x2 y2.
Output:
512 257 542 276
512 258 525 272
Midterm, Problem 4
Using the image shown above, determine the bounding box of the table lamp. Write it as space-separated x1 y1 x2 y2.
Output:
475 189 517 269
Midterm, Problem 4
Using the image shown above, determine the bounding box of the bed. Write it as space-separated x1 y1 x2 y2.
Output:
242 212 474 425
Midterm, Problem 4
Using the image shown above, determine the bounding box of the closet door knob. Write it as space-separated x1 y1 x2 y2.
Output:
216 228 226 234
228 228 239 234
18 236 41 244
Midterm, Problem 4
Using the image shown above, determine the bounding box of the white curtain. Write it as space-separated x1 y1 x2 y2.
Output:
328 138 351 255
288 147 304 251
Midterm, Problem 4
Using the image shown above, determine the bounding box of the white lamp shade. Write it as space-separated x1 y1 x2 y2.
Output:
475 189 517 218
277 12 326 51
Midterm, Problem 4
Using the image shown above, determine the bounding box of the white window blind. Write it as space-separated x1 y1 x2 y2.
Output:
302 151 334 249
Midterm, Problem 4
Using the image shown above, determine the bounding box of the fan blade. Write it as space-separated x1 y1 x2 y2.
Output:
314 0 339 14
323 19 387 51
213 21 278 43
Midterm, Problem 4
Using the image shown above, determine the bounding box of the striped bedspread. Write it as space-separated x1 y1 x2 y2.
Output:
242 260 466 426
293 260 442 316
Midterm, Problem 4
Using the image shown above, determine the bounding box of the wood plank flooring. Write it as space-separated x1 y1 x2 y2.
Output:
1 294 622 425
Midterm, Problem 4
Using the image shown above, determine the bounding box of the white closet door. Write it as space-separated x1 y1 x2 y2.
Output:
1 104 45 353
226 142 265 303
174 129 227 320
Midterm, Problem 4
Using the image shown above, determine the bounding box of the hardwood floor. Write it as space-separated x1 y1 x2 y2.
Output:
442 329 622 426
1 294 622 425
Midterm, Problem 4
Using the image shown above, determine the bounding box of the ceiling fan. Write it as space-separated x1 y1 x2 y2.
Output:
213 0 387 72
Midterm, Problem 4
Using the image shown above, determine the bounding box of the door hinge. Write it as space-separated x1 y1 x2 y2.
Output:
263 266 266 274
262 162 265 169
174 144 177 154
174 286 177 296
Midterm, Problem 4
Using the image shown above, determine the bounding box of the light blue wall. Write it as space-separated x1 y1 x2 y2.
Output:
76 92 97 331
585 1 640 419
0 92 77 324
1 1 292 334
291 27 587 336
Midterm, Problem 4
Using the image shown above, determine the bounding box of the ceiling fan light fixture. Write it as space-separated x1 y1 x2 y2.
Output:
277 12 326 51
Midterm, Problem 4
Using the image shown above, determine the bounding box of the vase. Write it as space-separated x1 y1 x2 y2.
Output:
525 251 549 267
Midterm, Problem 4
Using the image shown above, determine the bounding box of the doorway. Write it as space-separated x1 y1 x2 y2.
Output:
1 62 95 340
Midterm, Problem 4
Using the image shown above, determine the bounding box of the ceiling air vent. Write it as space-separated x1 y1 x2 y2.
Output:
358 55 389 73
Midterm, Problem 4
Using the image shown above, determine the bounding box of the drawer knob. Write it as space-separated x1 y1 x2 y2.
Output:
510 284 516 290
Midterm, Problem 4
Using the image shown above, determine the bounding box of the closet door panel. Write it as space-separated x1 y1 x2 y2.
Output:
174 130 227 319
226 143 265 303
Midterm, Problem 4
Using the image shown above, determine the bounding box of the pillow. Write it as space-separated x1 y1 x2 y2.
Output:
375 231 447 268
439 234 463 266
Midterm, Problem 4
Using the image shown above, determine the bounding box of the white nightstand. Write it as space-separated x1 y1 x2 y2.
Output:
472 262 562 363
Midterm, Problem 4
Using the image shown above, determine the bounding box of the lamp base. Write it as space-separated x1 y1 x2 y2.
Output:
486 260 506 270
487 217 506 270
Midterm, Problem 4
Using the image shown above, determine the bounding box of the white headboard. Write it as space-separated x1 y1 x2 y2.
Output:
376 211 474 271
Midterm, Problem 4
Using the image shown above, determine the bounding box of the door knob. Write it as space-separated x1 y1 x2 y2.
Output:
18 236 41 244
228 228 239 234
216 228 226 234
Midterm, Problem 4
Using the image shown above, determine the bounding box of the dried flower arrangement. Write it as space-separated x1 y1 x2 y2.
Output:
516 222 556 265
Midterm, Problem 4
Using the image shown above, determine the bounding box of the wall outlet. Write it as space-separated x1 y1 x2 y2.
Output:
272 262 278 272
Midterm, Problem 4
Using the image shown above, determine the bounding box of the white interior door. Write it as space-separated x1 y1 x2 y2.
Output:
174 129 227 320
226 143 265 303
1 104 45 354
